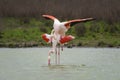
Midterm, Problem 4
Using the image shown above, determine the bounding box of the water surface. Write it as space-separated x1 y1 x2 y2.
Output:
0 48 120 80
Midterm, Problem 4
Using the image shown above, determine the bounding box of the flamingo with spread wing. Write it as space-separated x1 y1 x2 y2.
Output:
41 14 93 65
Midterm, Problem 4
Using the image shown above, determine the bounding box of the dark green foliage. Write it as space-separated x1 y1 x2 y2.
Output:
0 32 3 39
97 41 107 47
75 24 86 36
40 27 47 33
90 23 100 33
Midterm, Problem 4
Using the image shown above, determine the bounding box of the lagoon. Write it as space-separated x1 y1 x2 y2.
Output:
0 47 120 80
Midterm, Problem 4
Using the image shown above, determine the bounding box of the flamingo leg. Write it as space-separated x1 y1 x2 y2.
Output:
48 37 57 65
48 56 50 65
55 47 57 65
61 44 64 51
48 50 52 65
58 45 60 65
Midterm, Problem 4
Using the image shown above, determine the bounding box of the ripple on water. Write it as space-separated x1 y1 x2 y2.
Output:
41 64 91 71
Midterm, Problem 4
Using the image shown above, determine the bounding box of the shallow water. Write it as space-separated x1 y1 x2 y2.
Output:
0 47 120 80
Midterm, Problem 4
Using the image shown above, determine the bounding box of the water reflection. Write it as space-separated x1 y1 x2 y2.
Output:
42 64 89 71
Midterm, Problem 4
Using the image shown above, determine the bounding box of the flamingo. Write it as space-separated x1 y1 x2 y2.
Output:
41 14 93 65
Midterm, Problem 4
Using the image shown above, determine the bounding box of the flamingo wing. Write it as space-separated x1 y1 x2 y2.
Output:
65 18 93 26
42 14 58 21
59 35 75 44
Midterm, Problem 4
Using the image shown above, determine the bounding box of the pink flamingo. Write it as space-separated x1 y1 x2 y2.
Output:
41 14 93 65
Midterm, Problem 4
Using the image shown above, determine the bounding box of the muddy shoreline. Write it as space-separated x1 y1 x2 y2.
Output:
0 42 119 48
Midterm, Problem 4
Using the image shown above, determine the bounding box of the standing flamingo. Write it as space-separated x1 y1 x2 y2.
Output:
41 14 93 65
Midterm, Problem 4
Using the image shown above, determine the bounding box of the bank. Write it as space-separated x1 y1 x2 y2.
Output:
0 18 120 48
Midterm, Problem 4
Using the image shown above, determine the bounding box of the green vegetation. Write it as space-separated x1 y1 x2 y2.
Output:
0 17 120 47
0 18 51 47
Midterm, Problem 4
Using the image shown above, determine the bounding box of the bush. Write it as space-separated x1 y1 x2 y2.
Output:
90 25 100 33
0 32 3 39
75 24 86 36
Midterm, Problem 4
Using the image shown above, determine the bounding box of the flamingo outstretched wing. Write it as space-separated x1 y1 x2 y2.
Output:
42 15 58 21
65 18 93 27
